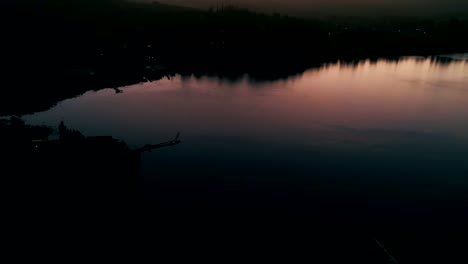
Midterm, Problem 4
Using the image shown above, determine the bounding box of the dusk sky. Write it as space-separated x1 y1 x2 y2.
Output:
133 0 468 16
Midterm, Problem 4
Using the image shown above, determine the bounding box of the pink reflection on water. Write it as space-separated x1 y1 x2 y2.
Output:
25 57 468 148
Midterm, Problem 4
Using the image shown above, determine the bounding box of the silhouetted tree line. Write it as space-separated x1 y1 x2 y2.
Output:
1 116 139 216
4 1 468 66
1 1 467 115
1 116 144 246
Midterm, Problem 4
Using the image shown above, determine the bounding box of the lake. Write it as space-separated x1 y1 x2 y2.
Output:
23 55 468 255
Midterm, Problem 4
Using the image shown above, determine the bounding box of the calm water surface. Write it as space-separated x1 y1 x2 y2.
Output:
25 55 468 219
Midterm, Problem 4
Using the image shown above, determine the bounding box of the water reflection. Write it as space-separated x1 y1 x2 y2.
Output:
23 56 468 194
187 54 467 84
24 55 467 146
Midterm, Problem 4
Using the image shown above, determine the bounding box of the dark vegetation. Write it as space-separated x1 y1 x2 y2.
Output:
1 116 143 256
1 116 139 205
1 0 468 115
1 116 179 208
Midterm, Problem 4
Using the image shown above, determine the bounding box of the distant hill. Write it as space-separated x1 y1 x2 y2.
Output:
2 0 468 67
133 1 201 13
134 0 468 18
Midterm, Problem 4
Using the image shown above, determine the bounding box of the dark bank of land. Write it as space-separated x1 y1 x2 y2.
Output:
1 1 468 115
1 116 139 205
1 115 180 201
1 116 181 243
